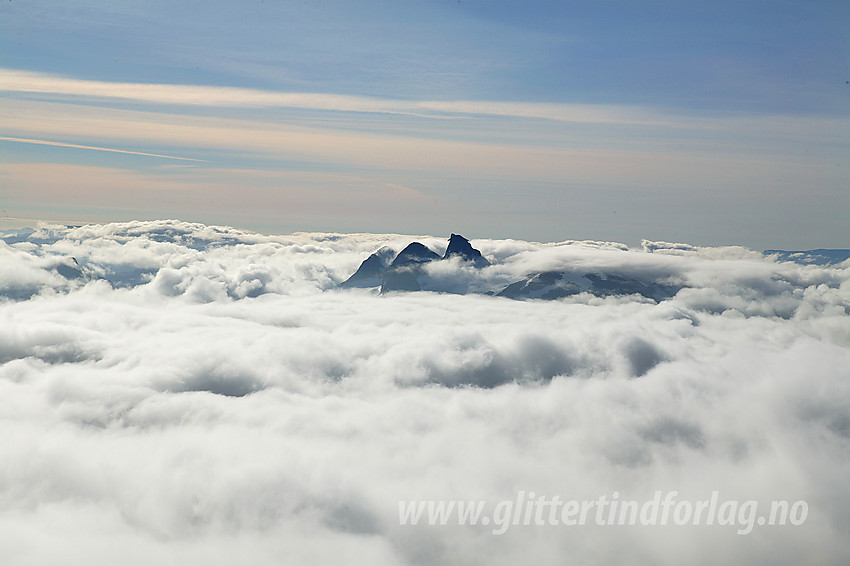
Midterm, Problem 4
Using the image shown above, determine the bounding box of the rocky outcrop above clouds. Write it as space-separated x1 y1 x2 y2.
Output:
342 233 681 301
339 247 396 289
443 233 490 267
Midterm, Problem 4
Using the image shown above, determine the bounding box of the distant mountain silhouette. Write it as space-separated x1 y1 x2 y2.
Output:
342 235 488 293
497 271 582 300
389 242 441 267
444 234 490 267
340 247 395 288
340 234 681 301
496 270 679 301
381 242 442 292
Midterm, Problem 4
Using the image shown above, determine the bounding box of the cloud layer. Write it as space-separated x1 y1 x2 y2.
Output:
1 221 849 565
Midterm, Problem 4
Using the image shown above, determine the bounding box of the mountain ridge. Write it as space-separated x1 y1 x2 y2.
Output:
340 233 682 301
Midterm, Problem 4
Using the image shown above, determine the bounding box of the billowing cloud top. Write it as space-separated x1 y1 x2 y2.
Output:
1 220 849 564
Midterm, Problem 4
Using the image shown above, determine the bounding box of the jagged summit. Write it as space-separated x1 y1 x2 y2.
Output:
340 235 486 294
340 246 395 288
390 242 441 268
338 234 682 302
382 243 441 293
444 234 490 267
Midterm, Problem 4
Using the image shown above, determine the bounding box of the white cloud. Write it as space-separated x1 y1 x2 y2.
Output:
1 221 849 564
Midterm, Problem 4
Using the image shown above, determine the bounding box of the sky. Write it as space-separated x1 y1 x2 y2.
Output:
1 0 849 248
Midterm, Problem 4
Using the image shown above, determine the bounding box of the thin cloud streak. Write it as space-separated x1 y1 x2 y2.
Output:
0 136 209 163
4 100 838 190
0 68 671 125
6 69 849 137
3 98 847 248
2 72 847 247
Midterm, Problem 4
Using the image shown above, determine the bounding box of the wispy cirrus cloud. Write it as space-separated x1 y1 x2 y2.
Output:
0 68 670 125
4 99 838 192
2 68 847 247
6 68 850 138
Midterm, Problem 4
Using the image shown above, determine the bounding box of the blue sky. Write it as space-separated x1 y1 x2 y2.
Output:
1 0 848 247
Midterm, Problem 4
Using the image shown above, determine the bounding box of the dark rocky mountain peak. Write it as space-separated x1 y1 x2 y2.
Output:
339 246 396 288
339 235 491 294
389 242 440 268
381 242 440 293
443 234 490 267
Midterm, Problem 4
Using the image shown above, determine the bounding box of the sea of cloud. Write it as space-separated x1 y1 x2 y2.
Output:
1 220 848 565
